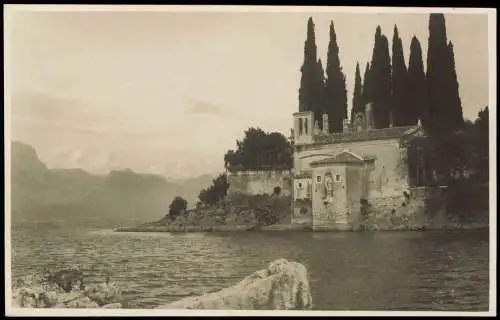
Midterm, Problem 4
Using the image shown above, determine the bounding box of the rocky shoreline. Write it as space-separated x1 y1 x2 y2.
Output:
12 259 313 310
114 193 488 234
115 222 488 233
115 223 312 233
12 266 123 308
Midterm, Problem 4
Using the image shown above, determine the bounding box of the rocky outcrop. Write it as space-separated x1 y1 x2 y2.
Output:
120 194 294 233
12 267 122 308
157 259 312 310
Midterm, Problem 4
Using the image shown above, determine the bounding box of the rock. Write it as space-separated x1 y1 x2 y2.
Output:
84 282 122 306
66 296 99 308
157 258 312 310
102 303 122 308
12 269 123 309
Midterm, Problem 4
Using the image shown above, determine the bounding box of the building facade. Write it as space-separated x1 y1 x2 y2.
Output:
291 106 427 230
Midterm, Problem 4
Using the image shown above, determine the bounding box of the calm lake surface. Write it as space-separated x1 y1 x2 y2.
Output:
11 219 489 311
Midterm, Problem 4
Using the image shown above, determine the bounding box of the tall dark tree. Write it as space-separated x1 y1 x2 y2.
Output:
407 36 427 125
361 62 371 112
369 26 392 128
325 20 348 133
299 17 323 117
391 25 408 126
313 58 326 128
446 41 464 128
426 13 464 136
351 62 363 123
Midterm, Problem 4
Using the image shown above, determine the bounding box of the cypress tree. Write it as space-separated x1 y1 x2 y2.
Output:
426 13 463 136
351 62 363 123
298 17 319 113
370 26 392 129
362 62 371 111
314 58 326 128
447 41 464 129
407 36 427 126
391 25 408 126
325 20 348 133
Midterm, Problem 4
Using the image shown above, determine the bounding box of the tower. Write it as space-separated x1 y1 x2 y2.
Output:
322 113 329 134
293 111 314 145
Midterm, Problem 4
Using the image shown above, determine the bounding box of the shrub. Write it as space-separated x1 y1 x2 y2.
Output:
169 196 187 219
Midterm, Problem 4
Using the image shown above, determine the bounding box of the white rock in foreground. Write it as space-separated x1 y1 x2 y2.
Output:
158 259 312 310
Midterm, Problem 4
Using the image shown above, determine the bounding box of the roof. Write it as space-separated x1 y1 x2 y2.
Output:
310 151 376 167
401 125 426 138
294 171 313 179
313 125 419 145
292 111 314 117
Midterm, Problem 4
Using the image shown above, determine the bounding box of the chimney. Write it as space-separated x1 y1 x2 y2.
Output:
322 113 329 134
365 103 373 130
343 118 350 133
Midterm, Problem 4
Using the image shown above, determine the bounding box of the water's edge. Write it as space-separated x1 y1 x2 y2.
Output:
115 223 489 233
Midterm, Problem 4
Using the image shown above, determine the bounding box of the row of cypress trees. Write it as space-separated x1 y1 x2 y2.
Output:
298 13 464 136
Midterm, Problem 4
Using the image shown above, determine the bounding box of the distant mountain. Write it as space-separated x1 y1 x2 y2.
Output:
10 141 215 227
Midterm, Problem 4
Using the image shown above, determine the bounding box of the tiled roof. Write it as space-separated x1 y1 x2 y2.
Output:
310 151 376 167
313 125 419 145
293 171 313 179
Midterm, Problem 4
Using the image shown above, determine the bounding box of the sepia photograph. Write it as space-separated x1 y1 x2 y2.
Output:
4 5 496 316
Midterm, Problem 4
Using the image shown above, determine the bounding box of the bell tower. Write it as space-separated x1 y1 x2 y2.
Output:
293 111 314 145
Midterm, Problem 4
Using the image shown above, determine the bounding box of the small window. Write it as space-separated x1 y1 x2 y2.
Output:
335 174 342 182
316 175 322 183
297 182 304 189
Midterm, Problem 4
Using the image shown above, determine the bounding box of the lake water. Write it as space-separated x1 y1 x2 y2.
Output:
10 220 490 311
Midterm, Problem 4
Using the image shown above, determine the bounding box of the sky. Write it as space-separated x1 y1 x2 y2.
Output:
5 6 491 179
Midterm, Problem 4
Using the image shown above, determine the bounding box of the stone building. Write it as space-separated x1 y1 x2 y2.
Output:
291 105 429 230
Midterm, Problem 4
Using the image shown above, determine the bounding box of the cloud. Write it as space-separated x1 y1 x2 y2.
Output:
9 91 183 138
184 98 229 116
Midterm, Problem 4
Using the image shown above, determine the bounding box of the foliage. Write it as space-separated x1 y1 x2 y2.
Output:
369 26 392 129
169 196 188 219
315 58 326 127
361 62 371 113
198 173 230 206
224 127 293 172
325 20 348 132
295 14 466 136
391 25 409 126
407 36 427 126
426 13 464 136
407 106 489 192
351 62 363 122
299 17 324 117
232 193 292 228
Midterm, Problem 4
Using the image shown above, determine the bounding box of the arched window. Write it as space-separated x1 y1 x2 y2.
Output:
299 118 303 135
304 118 308 134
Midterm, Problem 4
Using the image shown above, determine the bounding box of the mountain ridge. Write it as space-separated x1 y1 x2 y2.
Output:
10 141 215 227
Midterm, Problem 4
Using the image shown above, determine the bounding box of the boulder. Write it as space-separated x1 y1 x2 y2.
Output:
12 268 122 308
102 303 122 308
157 258 312 310
84 282 122 306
